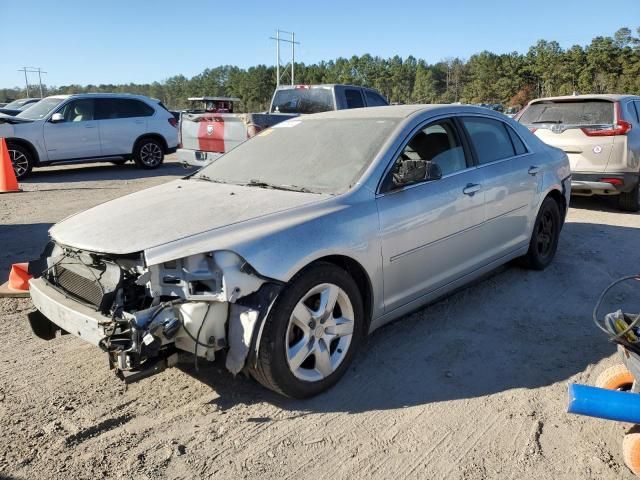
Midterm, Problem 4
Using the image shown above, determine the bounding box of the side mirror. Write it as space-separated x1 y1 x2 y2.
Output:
392 160 442 187
50 113 64 123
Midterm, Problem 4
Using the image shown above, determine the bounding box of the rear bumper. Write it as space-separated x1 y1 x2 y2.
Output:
29 277 107 346
176 148 221 168
571 172 639 196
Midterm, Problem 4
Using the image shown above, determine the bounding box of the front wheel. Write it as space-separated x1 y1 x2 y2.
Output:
249 263 364 398
520 197 561 270
133 138 164 169
7 143 33 180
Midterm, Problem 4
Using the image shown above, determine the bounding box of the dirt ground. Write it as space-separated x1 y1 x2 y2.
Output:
1 157 640 479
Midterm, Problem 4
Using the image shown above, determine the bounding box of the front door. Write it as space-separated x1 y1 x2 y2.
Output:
43 99 101 161
376 118 486 313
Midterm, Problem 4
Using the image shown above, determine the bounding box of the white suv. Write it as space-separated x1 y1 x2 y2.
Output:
0 93 178 179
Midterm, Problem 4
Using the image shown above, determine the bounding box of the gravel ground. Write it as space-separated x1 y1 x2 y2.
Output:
1 157 639 479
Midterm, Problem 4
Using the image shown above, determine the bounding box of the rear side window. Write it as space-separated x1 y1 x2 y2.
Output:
632 101 640 123
364 90 388 107
518 100 614 126
461 117 516 164
344 89 365 109
96 98 154 120
507 126 528 155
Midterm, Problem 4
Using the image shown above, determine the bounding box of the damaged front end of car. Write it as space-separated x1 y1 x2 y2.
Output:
27 243 282 383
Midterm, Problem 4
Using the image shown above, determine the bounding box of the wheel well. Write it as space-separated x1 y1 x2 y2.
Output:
6 138 40 165
134 134 168 154
307 255 374 332
546 189 567 220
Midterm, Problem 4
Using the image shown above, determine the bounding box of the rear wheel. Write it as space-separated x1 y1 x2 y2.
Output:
6 143 33 180
520 197 561 270
133 138 164 169
619 182 640 212
250 263 364 398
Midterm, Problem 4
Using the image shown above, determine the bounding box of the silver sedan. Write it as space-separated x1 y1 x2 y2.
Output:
28 105 571 398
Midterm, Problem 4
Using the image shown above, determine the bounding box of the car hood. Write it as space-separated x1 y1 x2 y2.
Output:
50 178 332 255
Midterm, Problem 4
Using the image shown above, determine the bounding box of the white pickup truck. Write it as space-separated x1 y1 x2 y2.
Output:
177 84 388 168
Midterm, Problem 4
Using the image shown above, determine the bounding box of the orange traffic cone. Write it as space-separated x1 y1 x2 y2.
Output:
0 137 21 193
0 263 32 297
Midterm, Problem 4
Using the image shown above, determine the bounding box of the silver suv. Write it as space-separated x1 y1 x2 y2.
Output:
0 93 179 179
517 94 640 211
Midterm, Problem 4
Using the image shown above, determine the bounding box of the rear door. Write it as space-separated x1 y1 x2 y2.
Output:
460 116 540 259
518 99 616 173
43 98 101 161
96 98 153 155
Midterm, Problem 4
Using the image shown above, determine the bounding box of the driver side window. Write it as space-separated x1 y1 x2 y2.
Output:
386 119 468 190
58 99 95 122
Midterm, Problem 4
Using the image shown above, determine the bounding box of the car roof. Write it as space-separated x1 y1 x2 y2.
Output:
529 94 640 103
45 93 152 101
296 104 505 120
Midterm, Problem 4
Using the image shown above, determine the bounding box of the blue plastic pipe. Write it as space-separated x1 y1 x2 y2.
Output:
568 383 640 423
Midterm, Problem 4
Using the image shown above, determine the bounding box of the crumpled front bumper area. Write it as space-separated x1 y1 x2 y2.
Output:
29 277 107 345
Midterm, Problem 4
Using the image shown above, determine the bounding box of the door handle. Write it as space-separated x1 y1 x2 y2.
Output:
528 166 541 176
84 125 97 129
462 183 481 196
134 120 144 124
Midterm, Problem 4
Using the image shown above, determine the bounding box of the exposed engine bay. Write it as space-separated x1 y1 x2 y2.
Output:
28 243 282 383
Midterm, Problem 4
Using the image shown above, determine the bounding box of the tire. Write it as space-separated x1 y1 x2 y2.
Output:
249 263 365 398
133 138 164 169
520 196 561 270
595 364 634 391
6 143 33 180
623 426 640 476
619 182 640 212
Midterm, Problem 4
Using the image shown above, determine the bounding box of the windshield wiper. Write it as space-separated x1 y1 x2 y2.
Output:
192 174 228 184
531 119 563 124
244 179 314 193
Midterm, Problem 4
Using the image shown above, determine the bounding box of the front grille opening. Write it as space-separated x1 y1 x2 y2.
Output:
56 265 104 308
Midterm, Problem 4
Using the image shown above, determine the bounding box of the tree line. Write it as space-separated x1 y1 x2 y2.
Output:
2 27 640 111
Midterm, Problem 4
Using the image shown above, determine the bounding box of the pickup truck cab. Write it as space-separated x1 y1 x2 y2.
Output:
178 84 388 168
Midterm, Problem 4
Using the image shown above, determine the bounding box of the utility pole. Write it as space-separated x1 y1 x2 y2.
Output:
18 67 47 97
269 29 300 88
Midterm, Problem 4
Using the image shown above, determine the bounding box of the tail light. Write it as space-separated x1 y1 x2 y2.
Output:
581 102 632 137
600 177 623 186
168 117 178 128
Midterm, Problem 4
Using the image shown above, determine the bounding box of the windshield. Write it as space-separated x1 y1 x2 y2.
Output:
4 99 33 109
271 87 335 114
518 100 615 126
17 97 65 120
197 117 399 194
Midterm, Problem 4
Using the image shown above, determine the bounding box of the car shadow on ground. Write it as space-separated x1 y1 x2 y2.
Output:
0 223 52 280
570 194 639 214
20 160 196 184
181 221 640 413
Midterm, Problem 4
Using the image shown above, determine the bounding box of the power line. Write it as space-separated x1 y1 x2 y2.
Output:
269 29 300 88
17 67 47 98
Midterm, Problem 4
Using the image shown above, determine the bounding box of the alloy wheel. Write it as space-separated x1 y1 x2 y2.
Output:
535 209 554 257
285 283 355 382
139 142 163 167
8 149 29 178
